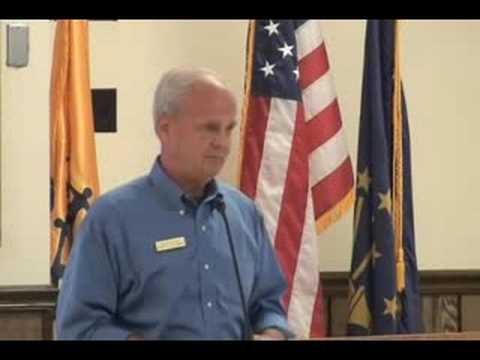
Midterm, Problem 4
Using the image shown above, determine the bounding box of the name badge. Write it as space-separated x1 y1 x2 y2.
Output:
155 237 187 253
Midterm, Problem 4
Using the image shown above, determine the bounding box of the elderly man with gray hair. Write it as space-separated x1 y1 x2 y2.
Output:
55 67 293 340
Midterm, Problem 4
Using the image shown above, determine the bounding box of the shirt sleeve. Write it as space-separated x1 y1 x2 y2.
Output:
55 200 132 340
247 206 296 339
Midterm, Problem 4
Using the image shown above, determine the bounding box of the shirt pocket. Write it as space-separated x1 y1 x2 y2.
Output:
137 233 195 276
152 237 196 271
139 236 197 301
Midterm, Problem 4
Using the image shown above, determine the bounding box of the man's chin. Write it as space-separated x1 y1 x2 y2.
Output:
203 164 224 179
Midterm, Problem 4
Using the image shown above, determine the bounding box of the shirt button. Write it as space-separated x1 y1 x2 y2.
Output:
207 301 213 308
179 209 185 216
204 264 210 270
201 225 207 232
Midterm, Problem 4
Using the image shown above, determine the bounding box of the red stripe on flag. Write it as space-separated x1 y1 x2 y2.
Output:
311 157 354 219
239 96 270 199
306 99 342 153
273 105 309 310
298 42 329 91
310 279 327 338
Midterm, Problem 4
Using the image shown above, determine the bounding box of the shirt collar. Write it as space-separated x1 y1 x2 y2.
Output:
148 157 221 210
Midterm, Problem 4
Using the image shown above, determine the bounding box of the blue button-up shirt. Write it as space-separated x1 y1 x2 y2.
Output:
56 159 290 340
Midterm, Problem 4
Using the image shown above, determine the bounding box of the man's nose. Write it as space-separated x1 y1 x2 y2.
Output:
212 132 230 149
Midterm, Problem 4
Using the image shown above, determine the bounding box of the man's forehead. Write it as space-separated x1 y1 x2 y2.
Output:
188 78 235 100
192 75 228 90
197 117 238 126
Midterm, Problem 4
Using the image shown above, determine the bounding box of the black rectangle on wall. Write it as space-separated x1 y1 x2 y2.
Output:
92 88 117 133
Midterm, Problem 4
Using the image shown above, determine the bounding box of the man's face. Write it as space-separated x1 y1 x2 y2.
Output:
159 80 237 185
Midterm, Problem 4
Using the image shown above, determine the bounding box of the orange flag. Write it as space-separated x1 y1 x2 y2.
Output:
50 20 100 285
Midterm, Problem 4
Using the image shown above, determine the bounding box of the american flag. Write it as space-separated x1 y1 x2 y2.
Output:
239 20 354 338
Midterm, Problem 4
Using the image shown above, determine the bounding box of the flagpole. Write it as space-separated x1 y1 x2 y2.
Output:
237 20 256 187
392 19 405 292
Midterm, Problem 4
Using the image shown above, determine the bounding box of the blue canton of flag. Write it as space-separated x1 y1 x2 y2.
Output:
347 20 422 335
251 20 306 101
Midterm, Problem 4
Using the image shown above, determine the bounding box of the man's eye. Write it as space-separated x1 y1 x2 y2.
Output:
204 125 219 132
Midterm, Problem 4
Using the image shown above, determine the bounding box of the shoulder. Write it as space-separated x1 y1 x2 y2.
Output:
88 175 150 219
218 182 255 210
216 182 272 255
217 182 264 223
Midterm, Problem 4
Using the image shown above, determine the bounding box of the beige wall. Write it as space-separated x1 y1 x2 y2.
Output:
0 21 52 285
1 20 480 286
403 20 480 271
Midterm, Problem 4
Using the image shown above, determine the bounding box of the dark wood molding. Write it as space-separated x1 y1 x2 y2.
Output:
1 270 480 339
0 285 58 305
0 285 58 340
320 272 350 297
2 271 478 305
418 270 480 295
321 270 480 297
320 270 480 336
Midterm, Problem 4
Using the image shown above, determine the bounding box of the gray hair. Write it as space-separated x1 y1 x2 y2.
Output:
152 67 227 134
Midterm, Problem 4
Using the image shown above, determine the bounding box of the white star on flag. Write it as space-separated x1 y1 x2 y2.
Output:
278 42 294 58
263 20 280 36
260 61 276 78
293 67 299 80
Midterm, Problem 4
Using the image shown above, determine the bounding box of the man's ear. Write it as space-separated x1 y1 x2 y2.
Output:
156 116 170 141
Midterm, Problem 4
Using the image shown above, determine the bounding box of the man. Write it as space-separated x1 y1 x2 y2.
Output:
55 67 292 340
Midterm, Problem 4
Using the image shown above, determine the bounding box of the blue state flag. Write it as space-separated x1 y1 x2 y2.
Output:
347 20 422 335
